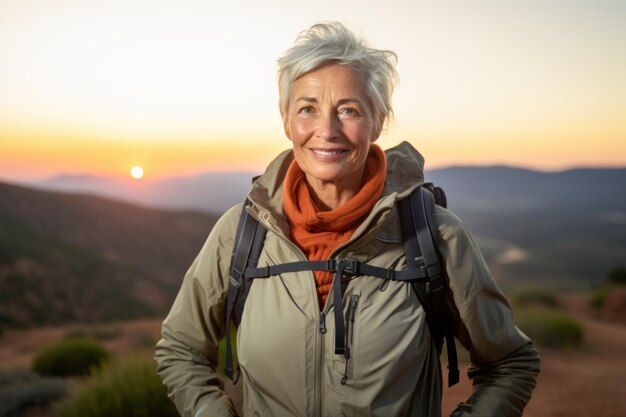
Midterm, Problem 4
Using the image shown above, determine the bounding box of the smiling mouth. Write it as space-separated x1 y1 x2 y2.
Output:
312 149 347 156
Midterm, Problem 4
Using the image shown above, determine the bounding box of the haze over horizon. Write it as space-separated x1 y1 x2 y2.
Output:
3 160 624 186
1 0 625 182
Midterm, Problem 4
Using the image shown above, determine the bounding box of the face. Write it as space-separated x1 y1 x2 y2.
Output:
284 64 380 193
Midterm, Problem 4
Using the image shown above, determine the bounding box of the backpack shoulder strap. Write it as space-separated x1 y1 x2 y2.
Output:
398 185 459 387
224 199 267 381
224 184 459 386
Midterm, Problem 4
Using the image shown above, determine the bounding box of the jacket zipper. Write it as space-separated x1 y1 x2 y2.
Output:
267 221 327 417
319 311 327 334
342 294 359 385
253 208 368 414
315 309 330 417
268 223 324 417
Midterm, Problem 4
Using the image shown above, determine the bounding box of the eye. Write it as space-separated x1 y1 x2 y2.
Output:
297 106 314 115
339 107 359 118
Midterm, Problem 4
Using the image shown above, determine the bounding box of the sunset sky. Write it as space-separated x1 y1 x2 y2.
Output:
1 0 625 182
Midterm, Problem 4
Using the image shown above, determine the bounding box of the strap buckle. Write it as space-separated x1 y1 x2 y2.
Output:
337 259 359 275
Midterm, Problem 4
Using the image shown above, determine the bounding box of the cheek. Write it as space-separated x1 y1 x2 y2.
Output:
349 125 375 147
288 120 312 145
350 127 374 161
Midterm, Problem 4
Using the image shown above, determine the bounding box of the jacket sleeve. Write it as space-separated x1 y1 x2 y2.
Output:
154 205 243 417
435 207 540 417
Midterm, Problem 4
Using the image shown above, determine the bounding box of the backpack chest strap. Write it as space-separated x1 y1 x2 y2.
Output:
243 258 435 361
243 259 432 282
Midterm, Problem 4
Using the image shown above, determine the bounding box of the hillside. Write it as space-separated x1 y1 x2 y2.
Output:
2 164 626 329
37 166 626 288
30 166 626 286
428 167 626 286
0 182 219 330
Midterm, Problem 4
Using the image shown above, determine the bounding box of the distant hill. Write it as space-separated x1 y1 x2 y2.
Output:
26 167 626 284
2 165 625 329
0 182 219 330
27 166 626 220
427 166 626 286
31 172 258 214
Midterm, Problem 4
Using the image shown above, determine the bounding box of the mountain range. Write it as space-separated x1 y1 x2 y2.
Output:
1 165 625 329
29 171 259 214
27 166 626 218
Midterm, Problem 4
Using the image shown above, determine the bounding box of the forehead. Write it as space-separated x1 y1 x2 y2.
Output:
291 64 368 100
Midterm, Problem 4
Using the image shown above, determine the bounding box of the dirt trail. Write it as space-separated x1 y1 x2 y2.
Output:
2 294 625 416
443 293 626 417
521 294 626 417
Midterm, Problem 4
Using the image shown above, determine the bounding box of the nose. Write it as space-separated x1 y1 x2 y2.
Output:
315 111 339 140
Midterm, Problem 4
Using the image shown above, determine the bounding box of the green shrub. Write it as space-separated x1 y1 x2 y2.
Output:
516 307 583 349
0 368 66 417
58 360 178 417
32 338 109 377
512 286 560 309
589 288 610 310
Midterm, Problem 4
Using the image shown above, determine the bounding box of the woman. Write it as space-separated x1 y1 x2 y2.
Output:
155 22 540 417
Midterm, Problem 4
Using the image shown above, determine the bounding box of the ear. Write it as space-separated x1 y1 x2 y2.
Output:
283 121 292 141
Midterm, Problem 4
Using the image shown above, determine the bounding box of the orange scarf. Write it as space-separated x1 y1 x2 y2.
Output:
283 144 387 309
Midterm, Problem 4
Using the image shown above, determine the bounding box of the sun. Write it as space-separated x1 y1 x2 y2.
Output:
130 166 144 180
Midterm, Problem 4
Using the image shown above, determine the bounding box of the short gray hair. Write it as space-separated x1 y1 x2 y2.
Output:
277 22 398 134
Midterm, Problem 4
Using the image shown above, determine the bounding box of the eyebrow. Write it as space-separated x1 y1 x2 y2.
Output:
294 97 365 106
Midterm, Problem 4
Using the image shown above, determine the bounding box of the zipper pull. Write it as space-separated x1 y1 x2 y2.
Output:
319 311 327 334
341 345 351 385
349 295 358 322
342 295 359 386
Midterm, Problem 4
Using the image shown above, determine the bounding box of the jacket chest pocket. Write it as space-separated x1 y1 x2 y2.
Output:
332 293 360 385
328 281 426 390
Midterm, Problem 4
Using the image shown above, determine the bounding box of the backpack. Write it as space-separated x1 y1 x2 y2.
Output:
224 183 459 387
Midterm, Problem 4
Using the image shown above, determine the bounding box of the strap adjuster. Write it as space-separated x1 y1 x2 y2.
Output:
229 272 242 288
326 259 337 271
337 259 359 274
386 268 396 280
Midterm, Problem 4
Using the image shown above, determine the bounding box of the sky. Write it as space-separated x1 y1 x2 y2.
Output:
1 0 625 181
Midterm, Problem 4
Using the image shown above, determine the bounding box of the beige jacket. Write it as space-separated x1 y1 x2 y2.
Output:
155 142 540 417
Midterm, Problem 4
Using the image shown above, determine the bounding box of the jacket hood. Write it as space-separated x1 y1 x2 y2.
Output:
383 140 426 196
